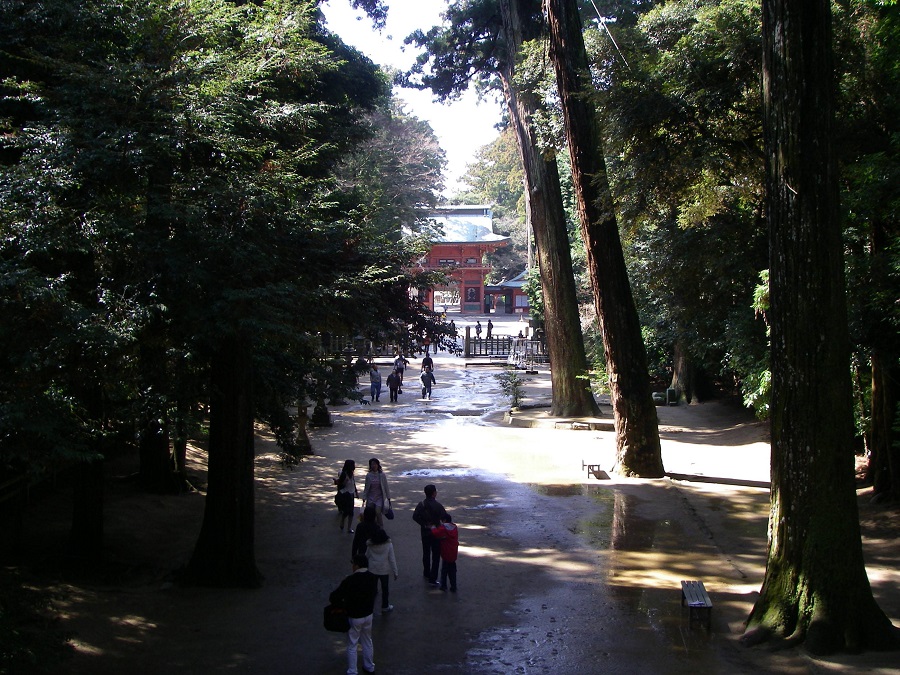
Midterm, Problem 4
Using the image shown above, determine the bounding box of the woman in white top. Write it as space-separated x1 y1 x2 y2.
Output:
361 457 391 527
366 529 398 613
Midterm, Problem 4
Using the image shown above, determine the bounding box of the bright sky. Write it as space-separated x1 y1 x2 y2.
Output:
320 0 504 195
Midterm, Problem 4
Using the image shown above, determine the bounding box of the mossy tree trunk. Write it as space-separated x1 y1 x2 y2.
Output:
744 0 899 651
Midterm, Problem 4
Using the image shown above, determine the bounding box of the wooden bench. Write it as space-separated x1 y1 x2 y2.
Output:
581 460 609 480
681 580 712 631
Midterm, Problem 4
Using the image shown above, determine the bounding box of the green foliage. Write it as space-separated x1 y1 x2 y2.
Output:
402 0 506 101
523 266 544 323
0 0 445 478
495 369 530 408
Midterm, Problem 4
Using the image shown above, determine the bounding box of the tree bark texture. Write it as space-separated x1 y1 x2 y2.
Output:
543 0 663 476
746 0 898 651
70 457 104 562
69 381 105 561
185 334 261 587
869 350 899 499
670 339 695 404
499 0 599 418
866 220 900 501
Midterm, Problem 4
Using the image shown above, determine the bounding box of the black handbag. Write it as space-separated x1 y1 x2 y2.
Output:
324 604 350 632
384 501 394 520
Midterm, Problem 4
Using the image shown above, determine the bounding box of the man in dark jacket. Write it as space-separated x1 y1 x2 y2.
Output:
330 555 378 675
412 484 449 584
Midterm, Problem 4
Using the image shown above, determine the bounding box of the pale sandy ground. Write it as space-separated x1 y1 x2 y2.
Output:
5 314 899 674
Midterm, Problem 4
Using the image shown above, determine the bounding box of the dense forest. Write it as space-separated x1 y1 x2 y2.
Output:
1 0 898 660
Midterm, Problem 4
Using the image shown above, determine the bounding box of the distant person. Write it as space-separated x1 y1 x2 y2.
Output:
386 368 401 402
486 319 493 339
366 529 399 614
475 321 482 339
431 513 459 592
335 460 358 533
449 320 457 338
329 555 378 675
393 354 409 390
369 364 381 402
421 352 433 372
412 484 449 584
361 457 392 527
352 505 380 561
420 366 436 400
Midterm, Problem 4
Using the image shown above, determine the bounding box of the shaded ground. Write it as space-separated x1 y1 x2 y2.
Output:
2 319 899 674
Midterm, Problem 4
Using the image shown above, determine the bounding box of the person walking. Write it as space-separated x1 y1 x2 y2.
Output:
421 352 433 373
386 368 401 402
393 354 408 391
352 505 380 561
361 457 392 527
431 513 459 592
335 460 358 533
412 484 449 584
475 321 482 339
369 364 381 402
420 366 436 400
365 529 399 614
329 555 378 675
486 319 493 339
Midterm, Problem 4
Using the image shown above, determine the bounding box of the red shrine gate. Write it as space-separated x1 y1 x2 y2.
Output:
417 205 508 314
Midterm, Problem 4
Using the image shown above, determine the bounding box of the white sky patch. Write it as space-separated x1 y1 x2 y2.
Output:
320 0 503 194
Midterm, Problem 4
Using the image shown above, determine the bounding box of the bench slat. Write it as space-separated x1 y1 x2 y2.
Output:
681 580 713 631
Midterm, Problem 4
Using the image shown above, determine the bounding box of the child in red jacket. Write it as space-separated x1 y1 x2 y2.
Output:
430 513 458 592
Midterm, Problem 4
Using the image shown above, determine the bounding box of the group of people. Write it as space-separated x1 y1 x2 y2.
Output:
366 354 438 403
330 466 459 675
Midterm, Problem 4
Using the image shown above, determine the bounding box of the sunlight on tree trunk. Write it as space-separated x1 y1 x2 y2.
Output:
498 0 599 418
743 0 899 652
543 0 663 476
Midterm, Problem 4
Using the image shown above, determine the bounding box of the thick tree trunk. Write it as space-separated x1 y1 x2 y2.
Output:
69 381 105 561
544 0 663 476
499 0 599 418
744 0 898 651
869 351 899 500
866 219 900 501
184 334 261 587
69 456 104 562
670 339 695 404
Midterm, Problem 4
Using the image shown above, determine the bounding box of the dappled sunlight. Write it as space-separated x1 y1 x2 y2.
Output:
460 543 596 575
15 355 894 674
68 638 106 657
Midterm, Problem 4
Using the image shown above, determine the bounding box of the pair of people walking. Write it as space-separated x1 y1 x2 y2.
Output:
331 458 397 674
335 458 393 529
412 484 458 590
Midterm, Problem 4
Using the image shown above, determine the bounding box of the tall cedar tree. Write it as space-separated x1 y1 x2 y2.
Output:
543 0 663 475
498 0 599 417
408 0 599 416
742 0 899 652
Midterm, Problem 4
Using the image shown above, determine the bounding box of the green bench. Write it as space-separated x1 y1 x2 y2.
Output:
681 580 712 631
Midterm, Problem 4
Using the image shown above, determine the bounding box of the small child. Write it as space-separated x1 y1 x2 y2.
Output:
430 513 459 592
420 366 436 400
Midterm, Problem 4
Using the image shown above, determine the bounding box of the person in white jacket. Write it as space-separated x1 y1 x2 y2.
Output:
365 529 399 614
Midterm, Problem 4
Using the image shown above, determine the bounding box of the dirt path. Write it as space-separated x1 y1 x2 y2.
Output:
3 344 899 674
